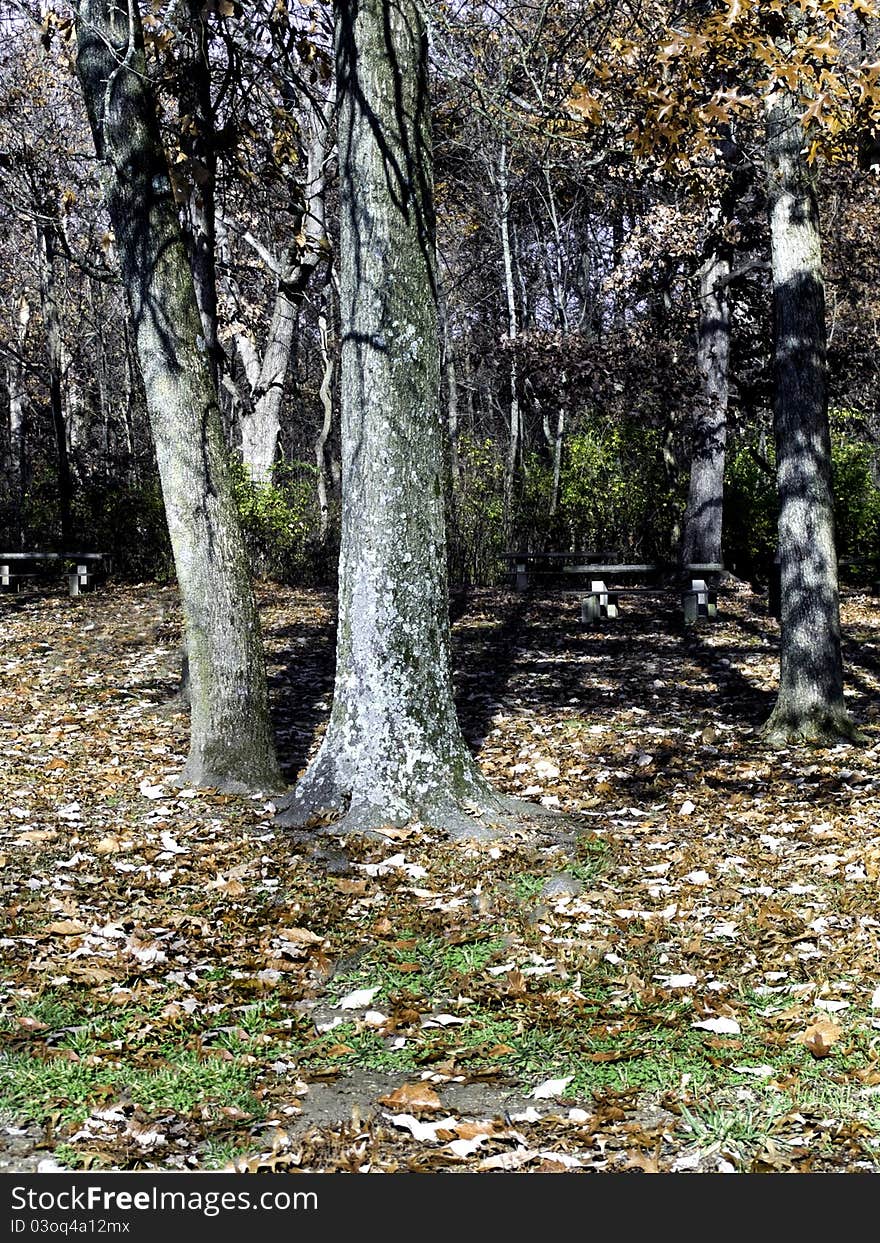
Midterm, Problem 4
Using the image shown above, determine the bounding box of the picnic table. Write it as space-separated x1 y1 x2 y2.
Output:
563 561 723 624
0 552 111 598
503 550 619 593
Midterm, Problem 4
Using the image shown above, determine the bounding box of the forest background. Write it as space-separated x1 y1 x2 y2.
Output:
6 0 880 595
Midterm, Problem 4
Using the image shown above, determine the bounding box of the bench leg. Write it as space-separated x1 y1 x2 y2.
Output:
581 593 601 623
514 562 528 593
69 567 93 597
682 591 699 624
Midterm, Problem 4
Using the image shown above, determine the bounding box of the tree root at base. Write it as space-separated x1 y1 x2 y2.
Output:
760 706 866 748
275 781 577 844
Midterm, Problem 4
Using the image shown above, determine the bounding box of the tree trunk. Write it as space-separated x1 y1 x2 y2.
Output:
761 83 855 744
176 0 221 391
314 278 335 544
438 285 461 495
232 89 334 484
75 0 281 791
36 224 73 546
496 140 521 538
276 0 525 839
237 289 297 485
550 406 565 518
7 290 29 540
680 243 730 568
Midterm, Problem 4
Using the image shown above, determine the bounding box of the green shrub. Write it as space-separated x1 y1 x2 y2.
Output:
723 440 777 578
230 456 335 584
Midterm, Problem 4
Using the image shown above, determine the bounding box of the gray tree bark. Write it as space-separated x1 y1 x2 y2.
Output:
175 0 221 391
276 0 527 838
680 241 730 569
496 140 521 539
762 83 856 744
36 223 73 545
7 290 29 535
75 0 281 791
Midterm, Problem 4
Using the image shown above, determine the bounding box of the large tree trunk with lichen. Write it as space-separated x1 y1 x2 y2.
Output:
761 84 855 744
680 243 729 569
276 0 521 839
75 0 280 791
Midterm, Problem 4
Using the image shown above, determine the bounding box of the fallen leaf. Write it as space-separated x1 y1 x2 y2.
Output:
797 1019 842 1058
15 1016 48 1032
276 927 323 945
377 1083 443 1113
44 919 89 936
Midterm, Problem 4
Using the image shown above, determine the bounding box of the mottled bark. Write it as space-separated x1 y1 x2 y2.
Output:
7 291 29 531
175 0 221 390
681 246 730 568
276 0 527 839
36 224 73 545
75 0 281 791
762 85 856 744
496 140 521 536
314 279 335 543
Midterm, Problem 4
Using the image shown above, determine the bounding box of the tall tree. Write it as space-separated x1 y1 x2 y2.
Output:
680 210 730 570
75 0 281 790
761 76 855 743
277 0 526 837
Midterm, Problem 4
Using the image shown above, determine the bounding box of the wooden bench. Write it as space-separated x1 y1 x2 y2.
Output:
0 552 111 598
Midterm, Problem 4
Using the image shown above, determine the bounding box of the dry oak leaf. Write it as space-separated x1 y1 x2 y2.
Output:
797 1018 842 1058
378 1083 443 1113
276 927 323 945
44 919 89 936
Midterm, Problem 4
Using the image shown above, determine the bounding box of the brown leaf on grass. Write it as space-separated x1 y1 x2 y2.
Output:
378 1082 443 1113
583 1048 644 1063
95 835 125 854
623 1149 662 1172
333 878 367 895
796 1018 842 1058
506 969 526 997
852 1064 880 1086
44 919 89 936
276 926 323 945
15 1016 48 1032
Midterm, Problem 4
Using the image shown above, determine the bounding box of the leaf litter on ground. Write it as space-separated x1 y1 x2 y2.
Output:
4 582 880 1171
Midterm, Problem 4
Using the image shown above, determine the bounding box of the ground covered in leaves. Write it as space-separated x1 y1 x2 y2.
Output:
4 578 880 1174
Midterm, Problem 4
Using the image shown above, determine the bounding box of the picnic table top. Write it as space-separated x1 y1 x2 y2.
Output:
563 563 660 576
503 550 617 561
0 551 108 561
683 562 725 573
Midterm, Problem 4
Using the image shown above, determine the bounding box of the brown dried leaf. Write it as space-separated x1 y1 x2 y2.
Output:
44 919 89 936
378 1082 443 1113
796 1018 842 1058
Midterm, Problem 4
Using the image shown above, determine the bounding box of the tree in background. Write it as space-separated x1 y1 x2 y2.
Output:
75 0 281 790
